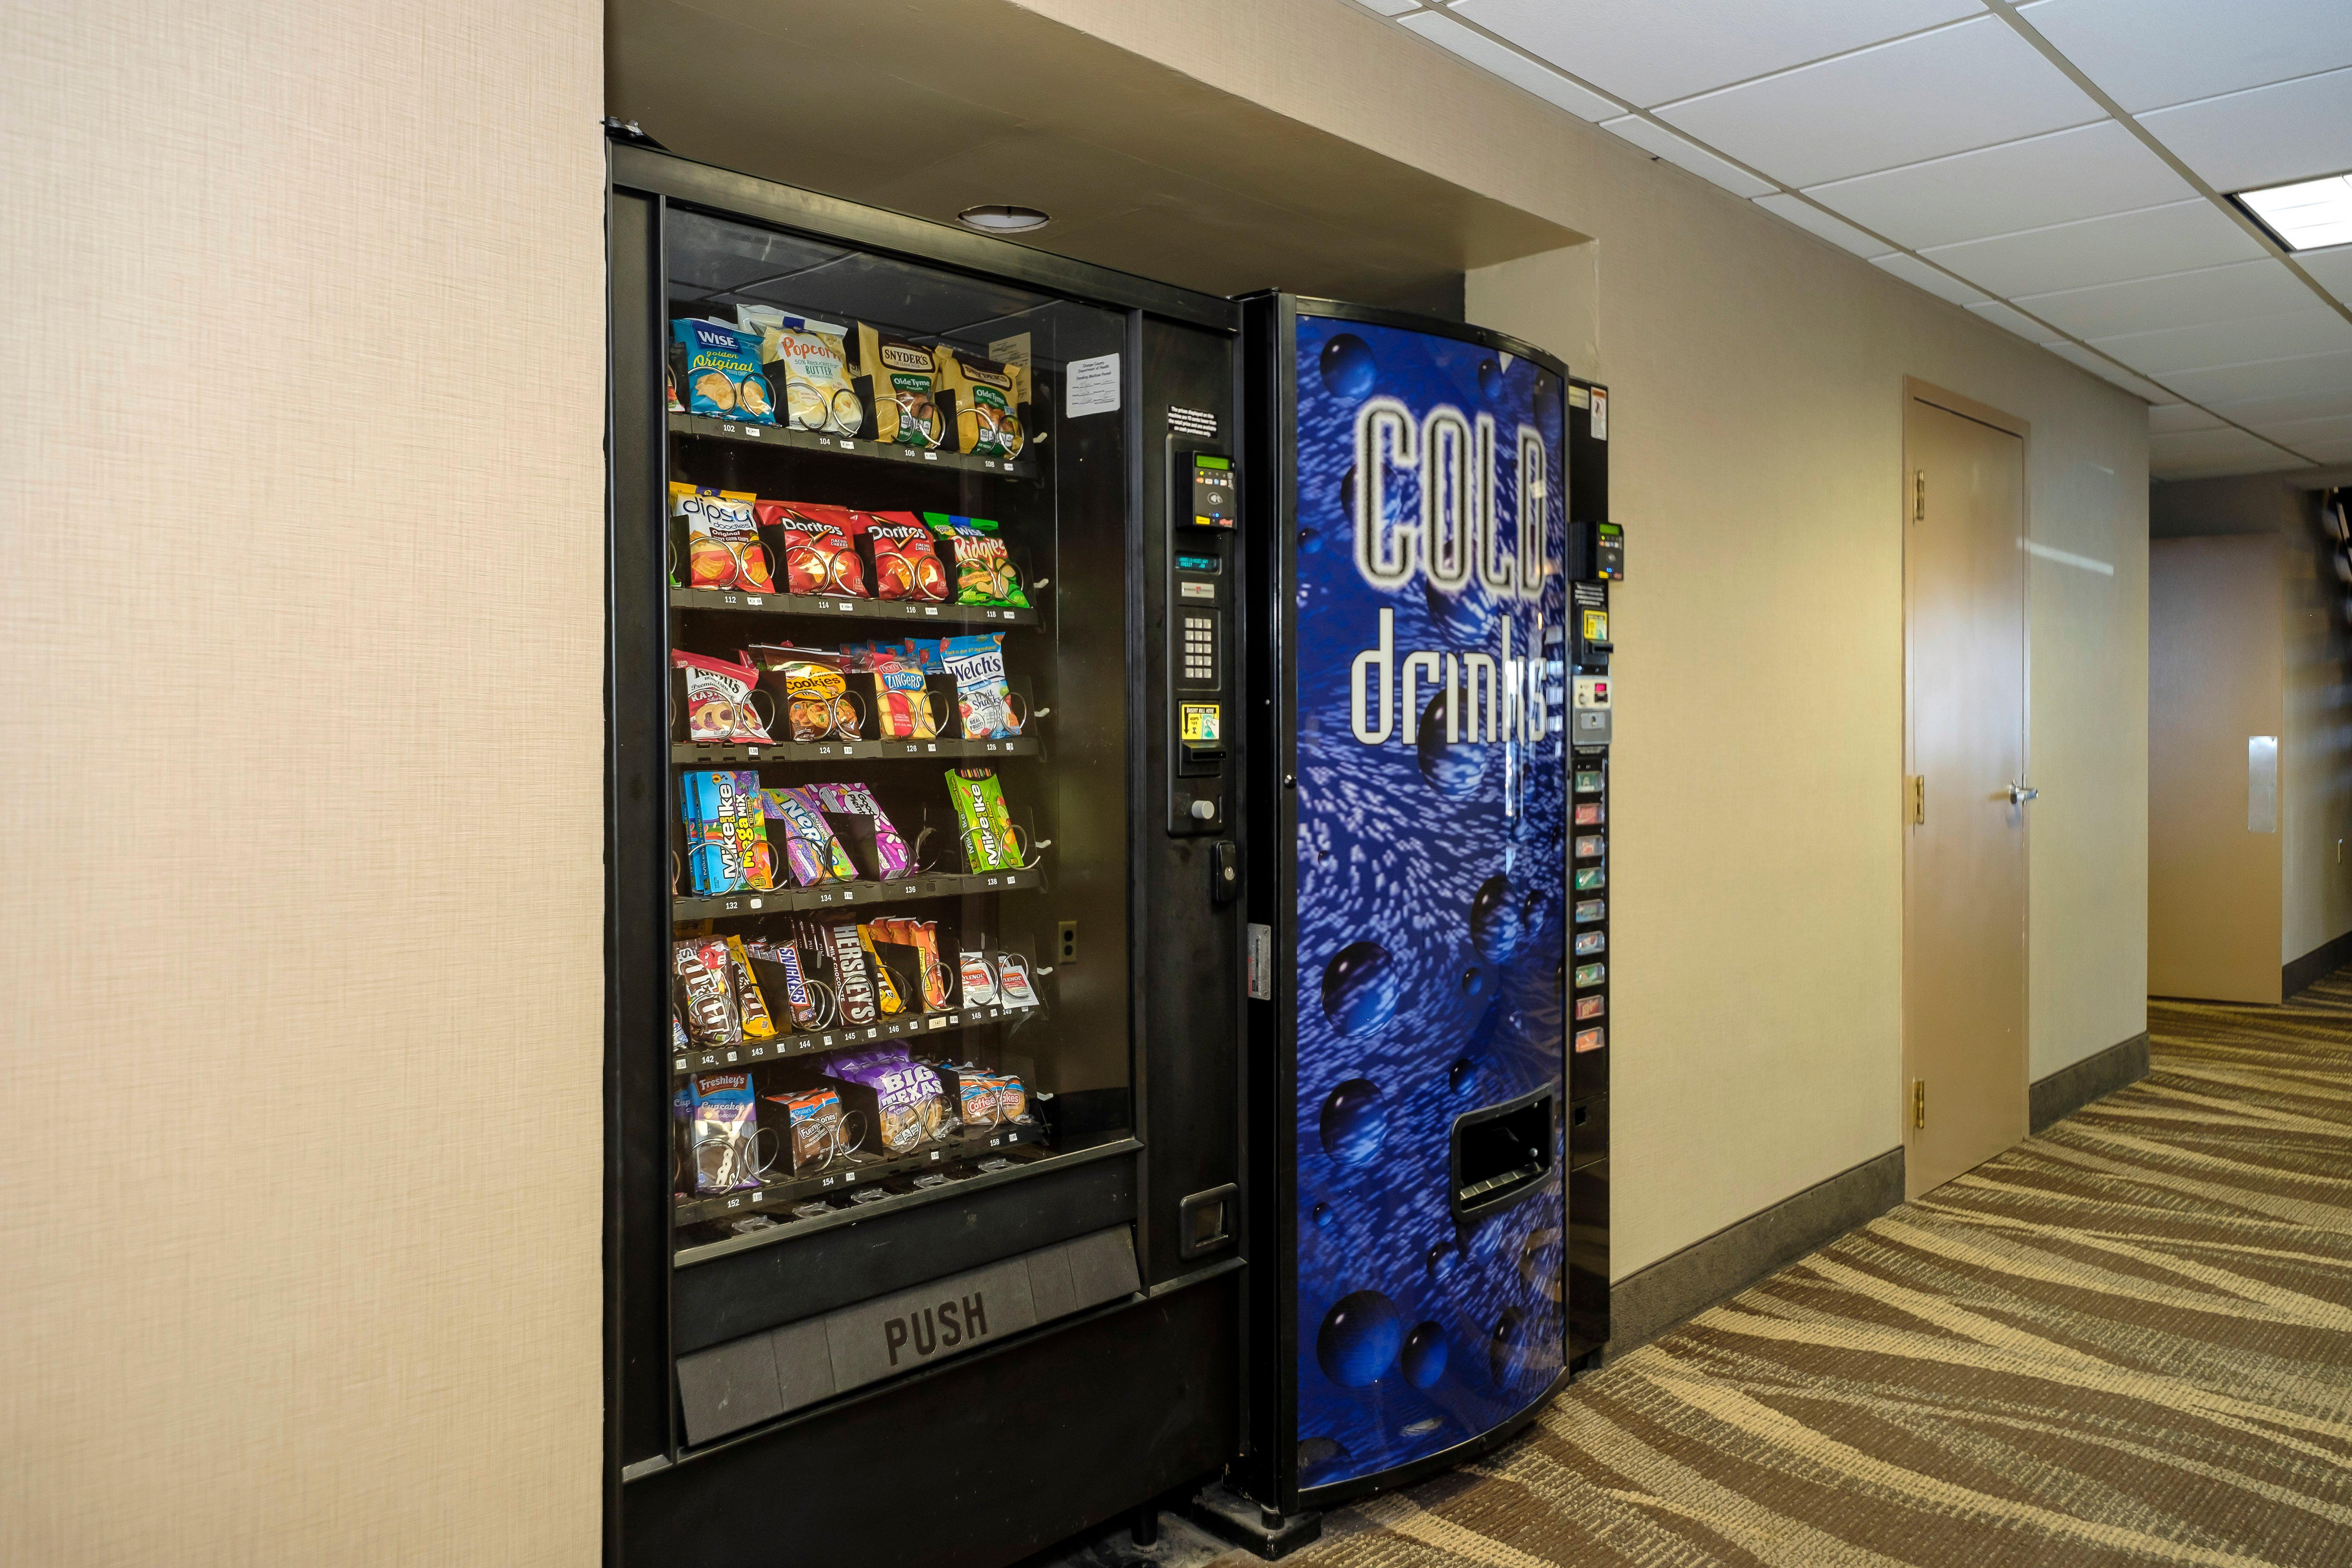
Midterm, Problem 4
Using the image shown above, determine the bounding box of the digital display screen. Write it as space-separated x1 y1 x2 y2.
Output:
1175 553 1222 574
1190 454 1236 529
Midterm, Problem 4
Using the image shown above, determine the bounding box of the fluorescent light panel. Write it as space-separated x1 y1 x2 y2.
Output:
2235 171 2352 252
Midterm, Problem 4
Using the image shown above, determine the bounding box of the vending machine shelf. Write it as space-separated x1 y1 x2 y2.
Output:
672 866 1042 922
668 411 1039 481
669 586 1040 629
671 1002 1036 1080
671 737 1039 766
673 1120 1052 1227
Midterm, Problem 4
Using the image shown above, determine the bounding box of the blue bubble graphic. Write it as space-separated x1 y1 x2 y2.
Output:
1471 875 1524 964
1401 1321 1449 1389
1417 695 1486 797
1477 359 1503 399
1489 1307 1527 1386
1322 943 1400 1035
1312 1201 1333 1229
1320 334 1377 399
1425 579 1498 644
1447 1056 1477 1094
1317 1290 1404 1387
1320 1078 1390 1167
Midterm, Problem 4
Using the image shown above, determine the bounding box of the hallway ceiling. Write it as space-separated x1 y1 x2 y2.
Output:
1361 0 2352 480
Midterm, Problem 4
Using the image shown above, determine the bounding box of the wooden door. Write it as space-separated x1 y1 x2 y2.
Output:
1903 391 2030 1198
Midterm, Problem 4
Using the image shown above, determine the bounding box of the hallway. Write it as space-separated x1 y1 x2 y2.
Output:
1274 975 2352 1567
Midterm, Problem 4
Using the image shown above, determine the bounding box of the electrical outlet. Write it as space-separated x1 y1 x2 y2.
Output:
1058 920 1078 964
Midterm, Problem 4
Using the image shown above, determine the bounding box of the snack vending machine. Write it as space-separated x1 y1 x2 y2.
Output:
604 143 1250 1568
1235 297 1574 1516
1564 378 1613 1367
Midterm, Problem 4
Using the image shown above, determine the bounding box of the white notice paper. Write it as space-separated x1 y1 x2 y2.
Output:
1066 353 1120 416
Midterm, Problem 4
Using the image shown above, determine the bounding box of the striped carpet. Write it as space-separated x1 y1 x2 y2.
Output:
1276 975 2352 1567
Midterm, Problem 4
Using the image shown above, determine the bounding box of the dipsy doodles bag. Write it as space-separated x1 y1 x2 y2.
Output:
671 483 772 592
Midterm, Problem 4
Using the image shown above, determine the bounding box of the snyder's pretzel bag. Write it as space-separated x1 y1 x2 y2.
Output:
671 484 772 593
946 766 1021 872
923 514 1028 608
860 511 949 602
939 633 1020 739
857 325 945 450
742 307 863 436
931 345 1024 459
756 503 869 599
673 318 774 422
671 650 773 744
673 939 739 1044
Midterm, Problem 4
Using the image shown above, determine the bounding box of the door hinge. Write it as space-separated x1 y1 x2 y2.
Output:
1913 469 1925 523
1908 774 1925 825
1912 1078 1927 1129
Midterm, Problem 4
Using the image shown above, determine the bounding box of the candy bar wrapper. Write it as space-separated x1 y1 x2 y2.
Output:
672 650 773 744
760 786 857 886
827 920 879 1026
996 953 1039 1010
911 920 950 1011
746 937 823 1031
757 503 869 598
923 514 1028 608
940 633 1019 739
674 939 739 1045
958 951 998 1008
861 510 950 600
858 924 906 1016
730 771 775 891
946 767 1021 872
681 769 758 895
689 1072 760 1192
722 936 777 1039
671 483 773 592
811 781 913 878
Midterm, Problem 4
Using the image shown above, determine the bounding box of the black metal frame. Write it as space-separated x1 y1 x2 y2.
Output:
606 141 1250 1566
1238 293 1575 1518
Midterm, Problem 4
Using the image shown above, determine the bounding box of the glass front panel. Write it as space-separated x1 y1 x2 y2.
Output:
659 206 1131 1261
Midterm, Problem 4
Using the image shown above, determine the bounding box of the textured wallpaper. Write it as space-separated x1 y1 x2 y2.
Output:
0 2 608 1562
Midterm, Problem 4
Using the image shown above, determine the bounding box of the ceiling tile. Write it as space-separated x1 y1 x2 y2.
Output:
2091 308 2352 377
2256 413 2352 451
1353 0 1424 15
2297 244 2352 307
1655 18 2101 189
2147 425 2307 475
1397 11 1620 120
1598 115 1775 198
1751 194 1891 258
1802 120 2195 250
2148 403 2227 434
2137 66 2352 192
1920 199 2264 298
2015 0 2352 113
1869 252 1992 307
1965 300 2061 341
1450 0 1978 111
2160 346 2352 405
2037 341 2176 401
2014 258 2320 338
2207 387 2352 427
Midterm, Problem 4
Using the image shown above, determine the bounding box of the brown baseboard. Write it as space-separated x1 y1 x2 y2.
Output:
2284 929 2352 1000
1605 1148 1903 1360
2030 1032 2149 1133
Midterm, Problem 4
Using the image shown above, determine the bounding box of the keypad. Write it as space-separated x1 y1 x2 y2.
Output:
1181 613 1215 683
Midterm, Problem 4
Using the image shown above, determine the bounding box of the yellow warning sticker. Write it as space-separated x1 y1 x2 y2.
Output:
1180 702 1221 742
1582 609 1608 641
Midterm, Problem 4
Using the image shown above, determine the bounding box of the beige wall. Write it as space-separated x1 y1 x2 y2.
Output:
2149 536 2285 1000
1014 0 2150 1276
1 3 607 1563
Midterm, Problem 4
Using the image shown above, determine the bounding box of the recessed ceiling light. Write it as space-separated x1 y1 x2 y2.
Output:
2231 171 2352 253
957 205 1050 234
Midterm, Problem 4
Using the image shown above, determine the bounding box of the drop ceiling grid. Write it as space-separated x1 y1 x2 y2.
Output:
1362 0 2352 477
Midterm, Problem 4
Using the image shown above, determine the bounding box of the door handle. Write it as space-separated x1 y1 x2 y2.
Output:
2007 782 2040 804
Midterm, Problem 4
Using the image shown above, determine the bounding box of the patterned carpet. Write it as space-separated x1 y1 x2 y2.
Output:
1276 974 2352 1567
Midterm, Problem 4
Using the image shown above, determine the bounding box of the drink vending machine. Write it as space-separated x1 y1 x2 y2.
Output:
602 143 1254 1568
1231 297 1580 1522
